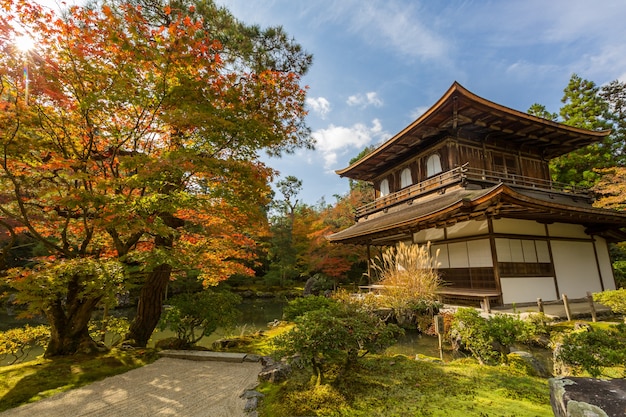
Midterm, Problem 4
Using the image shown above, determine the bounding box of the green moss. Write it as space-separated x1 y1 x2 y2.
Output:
225 323 295 355
258 354 552 416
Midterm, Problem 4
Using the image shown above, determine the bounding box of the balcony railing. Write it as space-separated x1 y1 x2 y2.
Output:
355 164 591 219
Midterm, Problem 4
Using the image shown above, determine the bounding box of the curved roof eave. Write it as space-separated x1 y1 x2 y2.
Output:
326 183 626 245
336 81 610 180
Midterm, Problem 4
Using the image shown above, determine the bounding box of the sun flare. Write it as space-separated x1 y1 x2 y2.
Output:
15 34 35 52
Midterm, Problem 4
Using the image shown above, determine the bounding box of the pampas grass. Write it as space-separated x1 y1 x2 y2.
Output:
369 242 442 310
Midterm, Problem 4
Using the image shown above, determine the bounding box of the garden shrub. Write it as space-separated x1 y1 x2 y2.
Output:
282 295 337 321
554 323 626 377
612 260 626 288
451 309 548 365
302 273 335 296
0 324 49 365
274 300 402 385
159 289 241 347
89 316 129 348
593 288 626 320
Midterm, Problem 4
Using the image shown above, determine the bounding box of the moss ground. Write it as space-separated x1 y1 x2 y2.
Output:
257 355 553 417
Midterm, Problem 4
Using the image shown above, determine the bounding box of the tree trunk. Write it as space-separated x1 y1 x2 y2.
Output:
125 213 182 347
44 293 103 357
125 263 172 347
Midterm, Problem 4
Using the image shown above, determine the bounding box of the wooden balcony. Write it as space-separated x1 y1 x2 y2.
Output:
355 165 592 220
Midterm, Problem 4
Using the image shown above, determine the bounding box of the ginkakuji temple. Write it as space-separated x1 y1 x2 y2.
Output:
328 82 626 308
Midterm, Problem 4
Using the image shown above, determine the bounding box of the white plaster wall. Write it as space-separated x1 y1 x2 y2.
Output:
594 237 616 291
547 223 588 239
500 277 557 304
446 220 488 238
492 218 546 236
551 240 603 298
414 227 445 244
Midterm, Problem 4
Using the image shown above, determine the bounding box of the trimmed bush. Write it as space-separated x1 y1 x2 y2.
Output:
158 290 241 347
555 323 626 377
274 300 402 384
451 308 549 365
594 288 626 320
282 295 336 321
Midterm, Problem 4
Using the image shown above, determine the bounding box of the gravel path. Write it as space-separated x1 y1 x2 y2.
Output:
0 357 262 417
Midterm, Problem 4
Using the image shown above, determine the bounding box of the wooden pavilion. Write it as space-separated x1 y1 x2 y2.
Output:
328 82 626 307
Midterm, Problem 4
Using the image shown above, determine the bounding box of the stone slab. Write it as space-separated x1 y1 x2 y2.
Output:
550 377 626 417
158 349 248 362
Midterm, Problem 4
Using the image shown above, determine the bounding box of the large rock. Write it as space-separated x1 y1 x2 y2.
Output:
507 350 552 378
550 377 626 417
258 356 292 383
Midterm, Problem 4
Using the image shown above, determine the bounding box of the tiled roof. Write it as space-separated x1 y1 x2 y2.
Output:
327 184 626 245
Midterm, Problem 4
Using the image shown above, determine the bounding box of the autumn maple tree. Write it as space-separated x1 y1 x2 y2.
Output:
267 178 368 289
0 0 312 355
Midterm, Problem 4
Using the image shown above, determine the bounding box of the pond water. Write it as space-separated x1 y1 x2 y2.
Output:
191 298 456 360
1 298 456 365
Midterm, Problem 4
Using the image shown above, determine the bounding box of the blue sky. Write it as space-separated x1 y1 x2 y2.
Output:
37 0 626 205
214 0 626 205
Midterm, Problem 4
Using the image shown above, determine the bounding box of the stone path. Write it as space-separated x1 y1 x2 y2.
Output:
0 354 262 417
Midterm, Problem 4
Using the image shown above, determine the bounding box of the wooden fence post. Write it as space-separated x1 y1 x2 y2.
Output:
586 291 597 323
562 294 572 321
434 315 444 362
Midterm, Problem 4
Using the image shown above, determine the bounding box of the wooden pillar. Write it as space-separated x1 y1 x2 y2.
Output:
482 296 491 314
590 236 605 292
367 243 372 285
488 217 503 305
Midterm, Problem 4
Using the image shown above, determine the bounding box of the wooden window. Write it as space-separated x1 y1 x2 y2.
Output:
379 178 389 197
492 153 518 177
426 154 442 177
498 262 551 277
439 268 496 289
400 168 412 188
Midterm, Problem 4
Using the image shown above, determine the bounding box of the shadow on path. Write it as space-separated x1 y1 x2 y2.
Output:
0 357 261 417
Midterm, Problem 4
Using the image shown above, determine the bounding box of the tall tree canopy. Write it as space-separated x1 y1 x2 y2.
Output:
0 0 312 354
530 74 624 188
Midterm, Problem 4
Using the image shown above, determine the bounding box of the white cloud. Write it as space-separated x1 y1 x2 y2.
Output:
579 44 626 84
347 92 383 108
410 106 429 121
306 96 331 119
312 119 388 170
505 60 561 80
316 0 451 62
